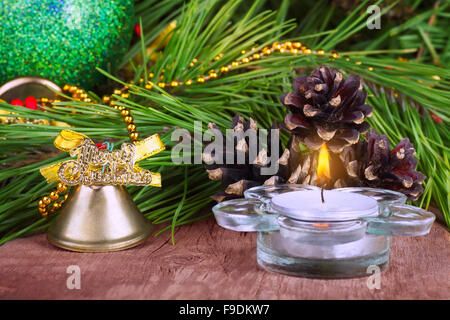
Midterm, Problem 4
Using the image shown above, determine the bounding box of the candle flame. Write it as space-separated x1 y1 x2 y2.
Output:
317 143 330 182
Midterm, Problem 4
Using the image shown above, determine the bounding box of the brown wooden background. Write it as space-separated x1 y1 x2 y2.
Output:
0 217 448 299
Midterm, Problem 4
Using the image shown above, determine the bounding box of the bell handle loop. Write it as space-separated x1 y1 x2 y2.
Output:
364 204 435 236
212 198 280 232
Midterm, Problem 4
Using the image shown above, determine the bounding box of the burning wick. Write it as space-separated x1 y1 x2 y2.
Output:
321 184 327 203
317 144 330 204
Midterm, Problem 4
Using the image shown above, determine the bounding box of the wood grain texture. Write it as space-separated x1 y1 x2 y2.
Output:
0 217 448 300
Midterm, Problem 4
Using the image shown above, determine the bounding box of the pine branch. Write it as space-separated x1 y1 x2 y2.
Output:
0 0 449 245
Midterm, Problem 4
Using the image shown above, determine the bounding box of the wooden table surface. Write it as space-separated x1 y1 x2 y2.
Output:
0 217 448 300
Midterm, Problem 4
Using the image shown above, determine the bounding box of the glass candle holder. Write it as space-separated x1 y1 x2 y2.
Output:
212 185 435 279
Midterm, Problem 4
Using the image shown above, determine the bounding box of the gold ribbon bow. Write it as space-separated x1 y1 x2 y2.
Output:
40 129 165 187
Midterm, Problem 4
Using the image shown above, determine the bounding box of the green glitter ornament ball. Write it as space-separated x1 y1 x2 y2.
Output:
0 0 134 89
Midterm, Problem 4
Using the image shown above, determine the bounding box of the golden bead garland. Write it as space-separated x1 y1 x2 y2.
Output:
37 182 68 217
102 87 140 142
138 41 340 89
60 84 139 142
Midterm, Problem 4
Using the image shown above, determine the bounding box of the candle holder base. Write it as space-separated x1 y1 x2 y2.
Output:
213 185 435 279
257 231 390 279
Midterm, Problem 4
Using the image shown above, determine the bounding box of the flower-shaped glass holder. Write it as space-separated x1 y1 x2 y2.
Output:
213 198 278 232
336 187 434 236
212 185 435 278
243 184 320 203
214 185 318 231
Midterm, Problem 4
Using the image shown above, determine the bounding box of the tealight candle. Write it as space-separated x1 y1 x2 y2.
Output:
213 185 435 278
270 190 378 221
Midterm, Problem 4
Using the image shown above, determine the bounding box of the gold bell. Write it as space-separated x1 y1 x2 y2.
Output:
47 185 153 252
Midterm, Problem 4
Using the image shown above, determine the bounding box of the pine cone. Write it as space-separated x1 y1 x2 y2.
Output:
280 66 373 153
341 130 426 200
203 115 285 202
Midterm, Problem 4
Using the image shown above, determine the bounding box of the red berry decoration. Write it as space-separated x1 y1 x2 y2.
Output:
96 143 107 150
25 96 37 110
134 24 141 37
11 99 24 106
